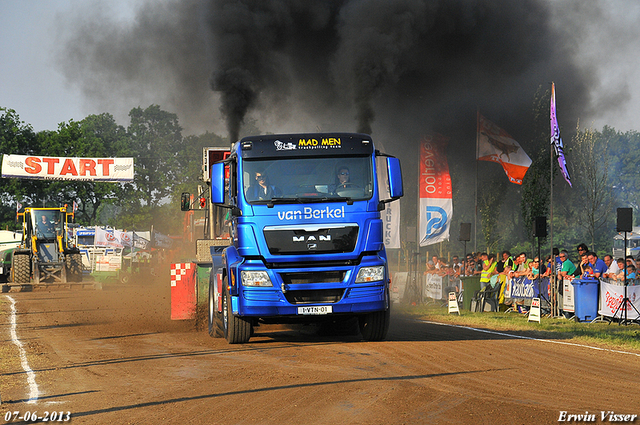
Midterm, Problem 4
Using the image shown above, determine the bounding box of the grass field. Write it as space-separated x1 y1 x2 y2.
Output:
396 303 640 352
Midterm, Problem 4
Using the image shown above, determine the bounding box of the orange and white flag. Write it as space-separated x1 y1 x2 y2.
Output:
477 113 531 185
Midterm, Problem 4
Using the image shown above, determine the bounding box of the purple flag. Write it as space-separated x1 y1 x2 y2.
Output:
551 82 572 187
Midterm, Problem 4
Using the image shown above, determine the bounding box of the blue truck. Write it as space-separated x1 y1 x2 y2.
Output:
202 133 403 343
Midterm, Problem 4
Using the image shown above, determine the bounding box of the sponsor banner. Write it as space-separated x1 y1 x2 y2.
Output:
598 281 640 320
1 154 134 182
95 227 124 249
477 113 531 185
114 230 133 248
418 134 452 247
384 201 400 249
424 273 443 300
154 231 173 249
390 272 407 303
562 278 575 313
504 276 549 300
133 233 150 250
95 255 122 272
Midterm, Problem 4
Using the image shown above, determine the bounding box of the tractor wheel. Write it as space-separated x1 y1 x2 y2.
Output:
208 277 223 338
358 308 390 341
12 254 31 284
66 253 83 282
222 278 251 344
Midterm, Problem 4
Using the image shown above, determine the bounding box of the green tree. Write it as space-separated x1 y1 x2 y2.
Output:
0 108 42 229
606 127 640 223
127 105 183 208
40 114 130 225
567 123 614 250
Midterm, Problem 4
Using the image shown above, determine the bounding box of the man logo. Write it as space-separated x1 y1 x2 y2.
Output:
292 235 331 242
422 206 448 243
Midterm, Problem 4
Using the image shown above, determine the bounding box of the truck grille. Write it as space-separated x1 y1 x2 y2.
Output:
263 225 358 255
280 271 345 285
283 289 345 304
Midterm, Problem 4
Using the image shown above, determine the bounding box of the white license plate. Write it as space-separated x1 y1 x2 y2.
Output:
297 306 332 315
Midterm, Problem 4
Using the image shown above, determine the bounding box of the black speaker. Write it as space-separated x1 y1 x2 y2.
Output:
459 223 471 241
617 208 633 232
534 216 547 238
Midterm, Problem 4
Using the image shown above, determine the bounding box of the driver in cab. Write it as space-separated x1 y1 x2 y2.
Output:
332 166 353 194
39 214 56 235
246 171 281 201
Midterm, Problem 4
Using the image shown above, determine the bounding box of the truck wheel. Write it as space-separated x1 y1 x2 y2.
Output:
66 253 83 282
12 254 31 284
222 279 251 344
208 277 223 338
358 308 390 341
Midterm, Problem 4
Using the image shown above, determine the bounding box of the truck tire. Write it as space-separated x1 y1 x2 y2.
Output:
12 254 31 284
222 279 251 344
358 308 390 341
66 253 83 282
208 277 223 338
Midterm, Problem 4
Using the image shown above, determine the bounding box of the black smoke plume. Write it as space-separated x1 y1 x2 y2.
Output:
60 0 595 144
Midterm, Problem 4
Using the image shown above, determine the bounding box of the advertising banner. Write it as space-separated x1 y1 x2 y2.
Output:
95 228 124 249
1 154 134 182
562 278 575 313
424 273 443 300
418 134 452 247
153 231 173 249
598 281 640 320
504 276 549 300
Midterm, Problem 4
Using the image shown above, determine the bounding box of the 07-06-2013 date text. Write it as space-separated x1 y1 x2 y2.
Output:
4 411 71 422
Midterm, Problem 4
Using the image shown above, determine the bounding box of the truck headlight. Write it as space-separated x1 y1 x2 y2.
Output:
241 270 272 287
355 266 385 283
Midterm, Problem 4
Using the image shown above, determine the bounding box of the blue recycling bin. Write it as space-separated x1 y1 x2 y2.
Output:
572 279 599 322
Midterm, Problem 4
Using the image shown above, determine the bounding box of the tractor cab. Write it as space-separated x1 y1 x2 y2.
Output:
11 206 82 285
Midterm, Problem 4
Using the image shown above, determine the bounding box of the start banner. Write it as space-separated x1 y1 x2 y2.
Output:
1 154 134 182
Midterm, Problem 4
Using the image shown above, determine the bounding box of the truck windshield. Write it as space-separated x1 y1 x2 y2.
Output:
243 156 373 203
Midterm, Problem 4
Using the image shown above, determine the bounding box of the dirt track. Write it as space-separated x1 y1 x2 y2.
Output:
2 276 639 425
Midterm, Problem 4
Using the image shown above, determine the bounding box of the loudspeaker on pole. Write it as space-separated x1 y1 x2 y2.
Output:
617 208 633 232
459 222 471 242
534 216 547 238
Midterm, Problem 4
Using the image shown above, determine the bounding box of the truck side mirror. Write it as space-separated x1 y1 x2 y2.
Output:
180 193 191 211
386 157 403 199
210 162 225 204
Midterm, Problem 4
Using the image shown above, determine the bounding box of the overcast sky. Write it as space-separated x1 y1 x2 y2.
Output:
2 0 640 134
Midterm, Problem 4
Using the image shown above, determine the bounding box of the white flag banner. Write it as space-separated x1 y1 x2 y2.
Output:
95 227 124 249
384 201 400 249
133 232 150 250
114 230 133 247
2 154 134 182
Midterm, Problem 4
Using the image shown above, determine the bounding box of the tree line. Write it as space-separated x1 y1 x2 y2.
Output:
1 96 637 257
0 105 227 234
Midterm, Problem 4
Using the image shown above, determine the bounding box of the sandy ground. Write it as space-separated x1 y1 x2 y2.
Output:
1 273 640 425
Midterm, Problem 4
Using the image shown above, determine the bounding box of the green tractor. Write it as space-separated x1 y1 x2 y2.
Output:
10 206 83 286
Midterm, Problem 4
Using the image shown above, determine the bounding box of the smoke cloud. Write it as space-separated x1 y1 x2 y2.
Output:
59 0 616 233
